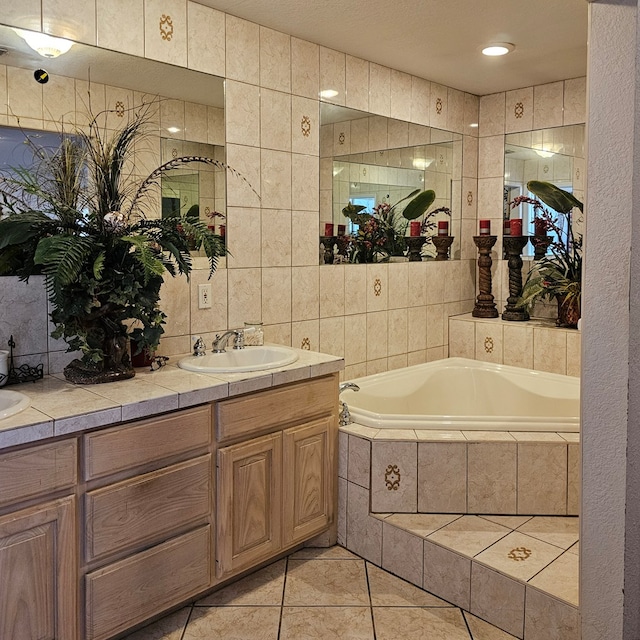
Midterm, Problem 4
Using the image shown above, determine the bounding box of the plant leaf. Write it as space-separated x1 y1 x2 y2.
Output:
401 189 436 220
527 180 583 213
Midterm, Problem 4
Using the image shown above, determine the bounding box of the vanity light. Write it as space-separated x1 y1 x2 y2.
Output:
166 126 181 134
14 29 73 58
320 89 339 99
482 43 515 57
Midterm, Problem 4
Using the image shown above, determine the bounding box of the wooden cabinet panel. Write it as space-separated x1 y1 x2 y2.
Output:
85 455 211 561
217 432 282 577
85 526 211 640
283 418 334 546
216 375 337 443
84 404 211 480
0 439 77 507
0 496 77 640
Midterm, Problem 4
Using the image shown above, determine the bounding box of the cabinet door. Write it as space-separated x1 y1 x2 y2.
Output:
0 496 77 640
283 417 334 546
217 432 282 577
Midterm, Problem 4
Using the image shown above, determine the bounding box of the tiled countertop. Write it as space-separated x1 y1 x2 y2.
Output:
0 347 344 450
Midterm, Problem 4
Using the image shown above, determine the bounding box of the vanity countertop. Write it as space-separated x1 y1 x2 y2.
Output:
0 347 344 451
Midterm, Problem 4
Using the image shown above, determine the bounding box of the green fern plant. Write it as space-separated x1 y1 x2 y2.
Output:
0 103 237 382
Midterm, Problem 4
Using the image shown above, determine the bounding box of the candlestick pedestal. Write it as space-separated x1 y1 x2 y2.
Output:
320 236 336 264
531 234 552 261
405 236 427 261
472 235 499 318
432 235 454 261
502 236 530 322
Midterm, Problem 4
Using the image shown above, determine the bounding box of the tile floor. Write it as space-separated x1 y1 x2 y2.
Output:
122 546 519 639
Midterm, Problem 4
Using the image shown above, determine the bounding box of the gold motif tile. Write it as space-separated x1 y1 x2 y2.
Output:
475 531 564 582
284 558 369 606
196 559 285 606
367 563 450 607
373 606 471 640
121 607 190 640
428 516 511 558
517 516 579 549
280 607 374 639
463 611 519 639
529 552 579 606
183 606 280 639
384 513 461 538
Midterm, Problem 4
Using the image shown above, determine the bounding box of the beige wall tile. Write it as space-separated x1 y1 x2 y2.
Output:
208 106 225 145
524 587 579 640
470 564 524 638
426 304 444 348
518 443 568 515
291 319 319 351
408 307 427 352
443 261 462 304
563 77 586 125
345 265 367 315
387 353 408 371
382 523 423 586
43 75 75 124
369 63 391 116
426 263 445 305
97 0 144 56
371 441 417 512
449 319 475 359
319 265 345 318
291 37 319 99
387 118 409 148
478 136 505 179
407 262 427 307
226 206 261 268
261 267 292 325
533 327 567 374
291 266 319 321
388 263 409 310
366 312 389 361
291 153 319 211
464 93 480 133
263 322 291 346
227 268 262 327
366 264 389 311
344 314 367 365
226 81 260 147
0 0 40 29
479 92 506 137
346 481 382 564
390 70 412 122
259 27 290 92
291 96 319 155
292 210 320 266
43 0 96 44
533 81 564 130
260 88 291 151
8 66 42 121
418 442 467 513
261 209 291 267
225 15 260 84
423 541 471 609
477 177 504 218
159 273 190 337
410 77 430 126
343 56 368 114
184 101 208 143
143 0 187 66
186 2 225 77
225 144 261 208
366 357 388 376
261 149 292 209
350 116 369 153
505 87 533 133
319 316 344 358
448 87 465 134
503 324 534 370
463 135 479 178
319 47 346 106
387 309 408 357
566 331 581 377
348 435 371 489
468 443 517 514
430 83 448 130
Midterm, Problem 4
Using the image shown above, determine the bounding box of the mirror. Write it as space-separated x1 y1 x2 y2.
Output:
504 124 585 254
320 104 463 260
0 22 225 259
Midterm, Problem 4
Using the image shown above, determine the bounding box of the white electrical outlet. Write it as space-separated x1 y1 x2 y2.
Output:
198 283 212 309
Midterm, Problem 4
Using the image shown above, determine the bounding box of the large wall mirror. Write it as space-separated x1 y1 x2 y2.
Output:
320 104 463 260
0 22 226 261
504 124 585 254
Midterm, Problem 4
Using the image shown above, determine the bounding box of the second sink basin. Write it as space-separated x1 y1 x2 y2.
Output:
178 346 299 374
0 389 31 420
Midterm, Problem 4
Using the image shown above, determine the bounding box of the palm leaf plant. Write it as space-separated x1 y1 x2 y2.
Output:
512 180 583 328
0 103 238 383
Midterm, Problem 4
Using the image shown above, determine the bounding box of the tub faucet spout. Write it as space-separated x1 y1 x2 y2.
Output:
339 382 359 426
339 382 360 393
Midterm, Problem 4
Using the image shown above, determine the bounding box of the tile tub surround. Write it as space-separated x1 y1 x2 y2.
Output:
449 313 581 377
120 546 520 640
338 429 579 638
0 347 343 450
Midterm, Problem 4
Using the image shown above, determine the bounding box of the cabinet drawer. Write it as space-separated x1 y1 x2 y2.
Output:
216 374 337 443
85 525 212 640
0 439 77 507
84 404 211 480
85 455 211 561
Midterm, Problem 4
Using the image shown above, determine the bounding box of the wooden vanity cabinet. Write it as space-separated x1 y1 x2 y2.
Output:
215 374 338 578
0 439 79 640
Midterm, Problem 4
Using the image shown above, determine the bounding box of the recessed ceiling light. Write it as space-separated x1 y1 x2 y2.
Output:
320 89 339 99
482 43 515 57
166 126 181 133
469 123 479 128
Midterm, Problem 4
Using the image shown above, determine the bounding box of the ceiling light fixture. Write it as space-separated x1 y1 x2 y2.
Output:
482 43 515 57
14 29 73 59
319 89 339 99
535 149 554 158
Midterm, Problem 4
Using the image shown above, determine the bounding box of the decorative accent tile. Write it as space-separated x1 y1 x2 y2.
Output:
384 464 401 491
508 546 532 562
374 278 382 297
484 336 494 353
371 442 416 512
436 97 443 114
301 337 311 350
514 102 524 118
467 191 474 205
301 115 311 137
159 13 173 40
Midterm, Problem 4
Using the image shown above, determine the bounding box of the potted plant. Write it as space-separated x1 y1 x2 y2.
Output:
512 180 583 328
0 104 239 383
341 189 446 262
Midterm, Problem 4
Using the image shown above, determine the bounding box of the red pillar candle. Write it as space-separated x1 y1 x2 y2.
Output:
509 219 523 237
534 218 547 236
218 224 226 238
437 220 449 236
503 219 511 236
479 219 491 235
324 223 334 237
337 224 346 236
409 221 422 236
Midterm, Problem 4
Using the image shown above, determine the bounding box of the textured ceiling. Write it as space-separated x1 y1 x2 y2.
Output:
196 0 588 95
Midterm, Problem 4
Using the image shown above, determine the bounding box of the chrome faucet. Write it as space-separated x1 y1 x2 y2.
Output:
192 336 206 356
212 329 245 353
339 382 360 426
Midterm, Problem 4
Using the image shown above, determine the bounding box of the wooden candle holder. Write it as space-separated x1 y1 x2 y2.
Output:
472 235 498 318
405 236 427 261
432 235 454 261
502 235 530 322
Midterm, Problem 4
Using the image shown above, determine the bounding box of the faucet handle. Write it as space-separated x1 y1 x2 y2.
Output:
192 336 206 356
233 329 245 350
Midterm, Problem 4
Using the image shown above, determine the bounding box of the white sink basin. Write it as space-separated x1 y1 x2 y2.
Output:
178 346 299 374
0 389 31 420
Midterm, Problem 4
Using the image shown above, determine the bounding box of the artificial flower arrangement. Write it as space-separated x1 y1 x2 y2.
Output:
0 103 250 383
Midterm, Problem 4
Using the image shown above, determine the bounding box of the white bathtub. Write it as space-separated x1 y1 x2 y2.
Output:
344 357 580 432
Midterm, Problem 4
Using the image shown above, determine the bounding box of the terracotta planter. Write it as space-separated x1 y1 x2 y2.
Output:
555 294 581 329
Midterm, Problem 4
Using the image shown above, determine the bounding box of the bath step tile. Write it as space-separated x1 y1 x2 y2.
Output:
371 441 417 512
516 516 579 550
528 551 579 606
348 435 371 488
418 441 467 513
467 442 517 514
464 611 519 639
346 481 383 564
479 515 532 530
523 585 579 640
517 442 567 515
426 515 511 558
423 540 472 610
381 521 424 586
384 513 461 538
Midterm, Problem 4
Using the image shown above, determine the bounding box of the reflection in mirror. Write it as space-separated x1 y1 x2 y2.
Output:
504 124 585 255
320 104 462 261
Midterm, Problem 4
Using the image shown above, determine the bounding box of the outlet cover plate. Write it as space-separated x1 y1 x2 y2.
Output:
198 283 212 309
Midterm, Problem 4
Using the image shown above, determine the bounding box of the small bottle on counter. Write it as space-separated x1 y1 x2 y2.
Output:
243 322 264 346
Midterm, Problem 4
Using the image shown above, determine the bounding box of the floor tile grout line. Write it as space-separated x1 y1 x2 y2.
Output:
178 604 195 640
364 561 378 640
277 555 289 638
461 609 476 640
